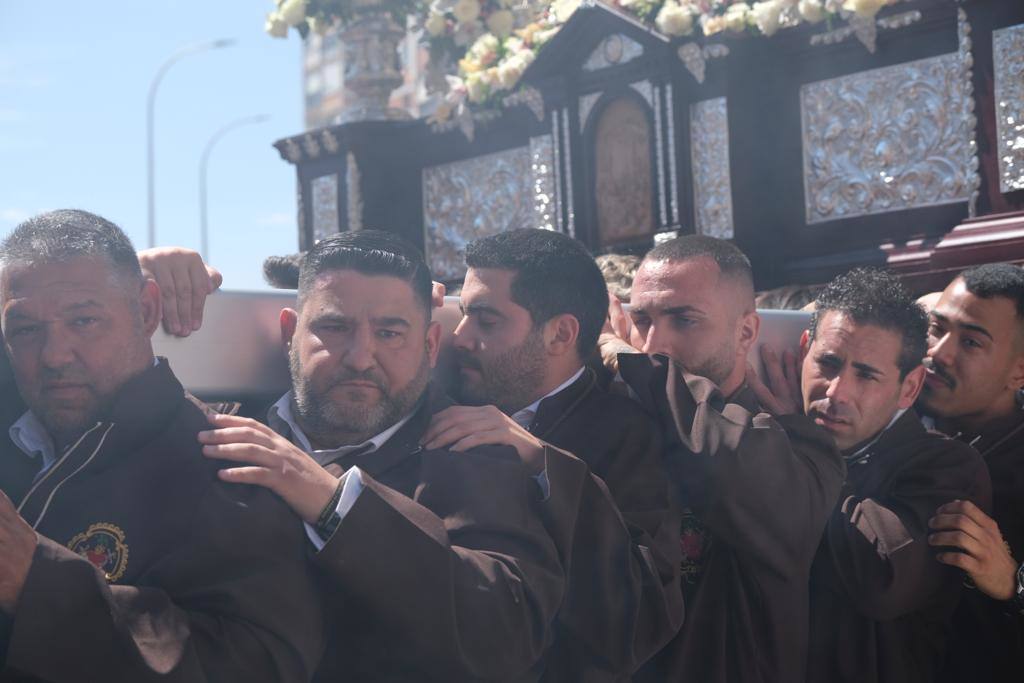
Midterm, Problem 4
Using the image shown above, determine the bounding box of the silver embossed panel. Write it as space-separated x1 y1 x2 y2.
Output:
801 53 974 224
310 174 339 241
423 141 555 280
690 97 734 239
994 23 1024 193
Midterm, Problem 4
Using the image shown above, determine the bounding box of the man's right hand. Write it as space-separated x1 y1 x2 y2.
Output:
747 344 803 416
138 247 223 337
599 295 642 375
929 500 1018 601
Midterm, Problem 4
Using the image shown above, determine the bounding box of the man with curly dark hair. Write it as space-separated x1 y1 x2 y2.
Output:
803 268 992 683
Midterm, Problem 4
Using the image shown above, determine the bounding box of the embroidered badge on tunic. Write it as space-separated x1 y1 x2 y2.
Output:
68 523 129 582
679 507 711 585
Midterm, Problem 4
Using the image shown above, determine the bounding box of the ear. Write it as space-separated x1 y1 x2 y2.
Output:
736 309 760 358
425 320 442 368
280 308 298 352
898 365 927 409
544 313 580 359
799 329 811 361
1008 351 1024 393
139 279 162 338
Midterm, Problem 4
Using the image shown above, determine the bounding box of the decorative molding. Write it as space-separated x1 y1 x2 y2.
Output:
322 129 340 155
654 84 668 227
346 153 363 232
502 87 546 122
676 42 729 84
666 82 680 225
529 135 558 231
810 8 921 53
553 113 565 232
629 80 655 109
583 33 644 72
801 52 977 224
302 133 322 159
958 7 981 216
579 91 603 130
690 97 734 239
283 138 303 163
422 146 539 280
993 22 1024 193
562 108 575 237
310 174 339 242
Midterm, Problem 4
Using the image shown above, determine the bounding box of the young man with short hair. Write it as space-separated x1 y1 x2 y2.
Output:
918 263 1024 683
802 268 991 683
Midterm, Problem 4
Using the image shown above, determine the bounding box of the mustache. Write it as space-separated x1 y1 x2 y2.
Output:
807 399 855 423
922 357 956 389
326 368 388 391
454 350 482 371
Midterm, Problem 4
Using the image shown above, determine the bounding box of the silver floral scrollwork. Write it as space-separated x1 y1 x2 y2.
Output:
994 22 1024 193
690 97 734 239
423 145 553 280
801 52 977 224
677 43 705 84
302 133 322 159
311 174 340 242
579 92 602 130
583 33 644 72
958 7 981 217
346 153 363 232
338 9 412 124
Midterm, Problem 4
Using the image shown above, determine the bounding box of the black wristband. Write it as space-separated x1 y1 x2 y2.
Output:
315 480 344 533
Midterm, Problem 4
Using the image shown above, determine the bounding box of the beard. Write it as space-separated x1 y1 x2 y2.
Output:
456 327 547 414
687 341 737 389
288 346 430 448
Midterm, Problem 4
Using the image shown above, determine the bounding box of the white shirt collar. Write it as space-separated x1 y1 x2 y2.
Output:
9 410 57 472
267 391 416 465
510 366 586 428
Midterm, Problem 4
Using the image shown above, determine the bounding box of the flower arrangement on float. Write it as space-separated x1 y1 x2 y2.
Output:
265 0 904 122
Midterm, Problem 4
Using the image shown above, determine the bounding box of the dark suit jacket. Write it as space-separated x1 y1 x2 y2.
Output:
305 386 565 682
526 368 683 681
0 359 325 683
621 354 846 683
808 409 992 683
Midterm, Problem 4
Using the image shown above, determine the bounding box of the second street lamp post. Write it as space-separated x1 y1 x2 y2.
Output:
198 115 270 262
146 38 235 249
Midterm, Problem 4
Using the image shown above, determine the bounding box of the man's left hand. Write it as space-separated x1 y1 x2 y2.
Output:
422 406 546 474
929 499 1018 601
746 344 803 416
199 413 340 524
0 491 37 614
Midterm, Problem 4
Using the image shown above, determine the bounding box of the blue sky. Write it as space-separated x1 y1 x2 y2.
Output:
0 0 306 290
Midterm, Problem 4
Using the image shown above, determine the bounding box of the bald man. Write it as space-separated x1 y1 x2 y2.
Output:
603 236 845 683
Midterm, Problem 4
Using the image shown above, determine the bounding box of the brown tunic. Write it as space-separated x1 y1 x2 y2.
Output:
939 411 1024 683
304 386 565 682
0 359 326 683
807 409 992 683
620 354 846 683
526 368 683 681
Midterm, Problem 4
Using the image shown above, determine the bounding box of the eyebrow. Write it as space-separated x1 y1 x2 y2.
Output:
373 316 410 328
931 311 994 342
851 361 884 377
311 313 411 328
462 303 506 319
631 305 704 316
5 300 104 320
816 352 884 377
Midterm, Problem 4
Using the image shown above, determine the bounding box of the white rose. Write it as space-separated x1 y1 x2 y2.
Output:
843 0 886 18
278 0 308 26
486 9 515 38
700 14 727 36
469 33 500 61
723 3 749 32
265 11 290 38
552 0 582 22
425 12 447 36
655 1 694 37
466 72 489 102
797 0 826 22
505 36 525 53
452 0 482 24
751 0 782 36
496 59 524 89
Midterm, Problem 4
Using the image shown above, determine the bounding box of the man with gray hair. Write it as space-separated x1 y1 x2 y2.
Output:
0 209 324 682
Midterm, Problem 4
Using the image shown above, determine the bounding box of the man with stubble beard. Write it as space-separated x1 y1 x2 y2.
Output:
197 230 565 682
421 229 682 680
599 235 845 683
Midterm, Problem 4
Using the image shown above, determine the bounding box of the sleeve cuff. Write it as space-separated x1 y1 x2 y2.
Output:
304 468 365 551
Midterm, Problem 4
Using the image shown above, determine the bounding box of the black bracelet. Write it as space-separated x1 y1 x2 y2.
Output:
315 480 344 532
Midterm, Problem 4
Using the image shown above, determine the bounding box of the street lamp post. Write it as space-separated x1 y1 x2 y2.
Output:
198 115 270 262
146 38 235 249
